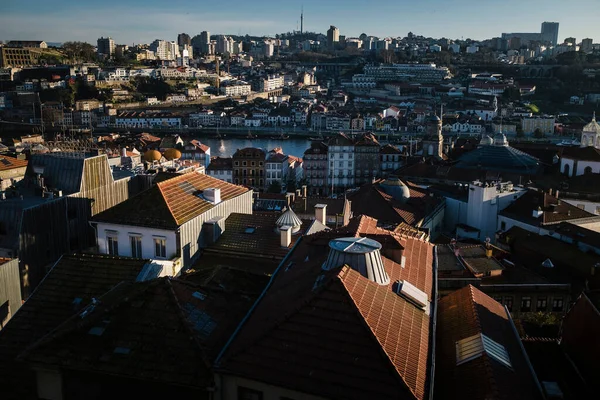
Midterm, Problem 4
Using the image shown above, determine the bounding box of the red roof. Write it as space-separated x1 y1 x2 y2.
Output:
0 155 27 172
436 285 542 400
219 215 435 400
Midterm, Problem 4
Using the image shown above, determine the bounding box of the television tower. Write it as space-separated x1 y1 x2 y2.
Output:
300 6 304 34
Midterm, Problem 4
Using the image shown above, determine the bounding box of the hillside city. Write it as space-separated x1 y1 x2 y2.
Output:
0 17 599 400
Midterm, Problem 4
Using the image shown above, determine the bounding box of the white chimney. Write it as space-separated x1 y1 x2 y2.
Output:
121 147 127 157
302 185 307 197
280 225 292 247
203 188 221 204
315 204 327 225
532 208 543 218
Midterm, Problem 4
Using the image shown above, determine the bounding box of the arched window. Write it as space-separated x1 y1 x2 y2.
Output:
563 163 570 176
584 166 593 175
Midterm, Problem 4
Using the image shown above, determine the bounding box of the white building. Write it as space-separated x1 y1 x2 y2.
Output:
580 113 600 148
92 172 252 268
259 74 284 92
560 147 600 177
114 112 181 128
327 133 355 191
220 81 252 97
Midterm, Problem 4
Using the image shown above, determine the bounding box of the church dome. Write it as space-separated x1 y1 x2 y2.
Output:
583 113 600 134
276 208 302 234
480 135 494 146
380 176 411 203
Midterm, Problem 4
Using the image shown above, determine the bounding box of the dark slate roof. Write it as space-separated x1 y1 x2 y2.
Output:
28 152 88 194
0 254 148 399
561 146 600 162
218 215 435 400
17 277 259 390
499 190 594 227
455 144 541 174
436 285 542 400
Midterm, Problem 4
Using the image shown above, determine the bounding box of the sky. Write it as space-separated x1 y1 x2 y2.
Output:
2 0 600 45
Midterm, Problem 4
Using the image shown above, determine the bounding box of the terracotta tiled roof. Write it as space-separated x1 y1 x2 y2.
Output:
158 172 249 226
0 155 27 172
436 285 542 400
0 254 148 399
218 215 435 400
189 140 210 152
93 172 249 229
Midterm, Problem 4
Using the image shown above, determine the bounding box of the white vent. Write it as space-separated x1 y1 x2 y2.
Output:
532 208 543 218
542 258 554 268
202 188 221 204
395 280 428 309
323 237 389 285
456 333 512 369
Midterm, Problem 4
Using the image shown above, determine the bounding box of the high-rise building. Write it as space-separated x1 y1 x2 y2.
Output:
97 37 115 58
564 37 576 46
149 39 176 60
582 38 593 53
327 25 339 50
177 33 191 47
200 31 211 54
541 22 559 46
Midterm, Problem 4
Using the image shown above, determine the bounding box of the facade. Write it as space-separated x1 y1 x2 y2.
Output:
560 146 600 177
579 113 600 148
0 258 21 329
354 132 380 186
379 144 403 177
303 141 329 196
92 172 252 269
327 133 355 191
361 63 451 83
206 157 233 183
181 140 210 169
97 37 115 58
259 74 284 92
115 112 182 128
541 21 560 46
265 149 289 190
6 40 47 48
220 81 252 97
521 116 555 135
232 148 266 189
0 155 28 191
0 47 41 68
327 25 339 50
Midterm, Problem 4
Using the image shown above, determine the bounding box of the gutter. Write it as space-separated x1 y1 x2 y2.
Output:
506 305 546 400
428 245 438 400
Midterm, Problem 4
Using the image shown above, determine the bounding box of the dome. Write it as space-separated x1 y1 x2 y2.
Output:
143 150 162 162
380 176 411 203
480 135 494 146
276 208 302 233
583 113 600 134
164 148 182 160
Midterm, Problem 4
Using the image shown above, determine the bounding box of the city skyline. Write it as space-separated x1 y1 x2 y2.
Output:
2 0 600 45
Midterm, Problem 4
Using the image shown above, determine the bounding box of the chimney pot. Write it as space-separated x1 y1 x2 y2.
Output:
280 225 292 247
315 203 327 225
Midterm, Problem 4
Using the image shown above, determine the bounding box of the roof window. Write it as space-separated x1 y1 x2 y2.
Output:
244 226 256 234
456 333 512 369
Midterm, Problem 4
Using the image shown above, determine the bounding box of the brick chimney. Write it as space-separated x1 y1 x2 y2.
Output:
315 204 327 225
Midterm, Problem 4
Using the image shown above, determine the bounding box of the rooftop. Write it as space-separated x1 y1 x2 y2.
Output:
0 155 27 172
218 215 435 400
436 285 542 400
93 172 249 229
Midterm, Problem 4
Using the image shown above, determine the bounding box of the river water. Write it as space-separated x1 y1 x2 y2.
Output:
189 137 314 158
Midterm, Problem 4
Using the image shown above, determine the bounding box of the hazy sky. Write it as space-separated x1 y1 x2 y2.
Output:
2 0 599 45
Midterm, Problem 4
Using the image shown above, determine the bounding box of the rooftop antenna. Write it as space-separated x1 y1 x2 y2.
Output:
301 5 304 35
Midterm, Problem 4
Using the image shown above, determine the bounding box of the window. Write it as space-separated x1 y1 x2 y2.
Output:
234 161 239 166
536 297 547 311
504 297 513 312
251 161 255 166
106 235 119 256
552 297 564 312
242 161 247 166
521 296 531 312
130 236 142 258
154 238 166 258
238 386 263 400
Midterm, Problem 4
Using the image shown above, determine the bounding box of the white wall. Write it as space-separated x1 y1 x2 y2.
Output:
444 197 468 232
562 198 600 215
96 222 178 260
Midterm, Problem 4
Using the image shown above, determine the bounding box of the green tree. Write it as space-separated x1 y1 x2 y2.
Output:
62 41 96 63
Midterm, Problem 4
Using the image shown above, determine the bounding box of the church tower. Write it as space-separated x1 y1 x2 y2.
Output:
423 111 443 159
581 112 600 148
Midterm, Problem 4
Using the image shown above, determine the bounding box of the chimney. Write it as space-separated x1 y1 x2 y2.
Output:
532 207 543 218
203 188 221 204
555 190 560 199
296 189 301 198
302 185 307 197
287 191 295 204
280 225 292 247
121 147 127 157
548 188 553 196
315 203 327 225
485 243 493 258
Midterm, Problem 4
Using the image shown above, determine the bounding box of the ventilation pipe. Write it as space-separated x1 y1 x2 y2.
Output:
315 204 327 225
280 225 292 247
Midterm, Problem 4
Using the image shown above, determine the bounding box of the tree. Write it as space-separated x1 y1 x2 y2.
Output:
62 41 96 63
533 128 544 139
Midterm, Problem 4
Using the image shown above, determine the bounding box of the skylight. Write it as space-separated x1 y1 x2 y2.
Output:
244 227 256 234
456 333 512 369
192 291 207 300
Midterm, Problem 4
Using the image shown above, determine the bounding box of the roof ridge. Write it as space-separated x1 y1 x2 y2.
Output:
336 271 418 399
